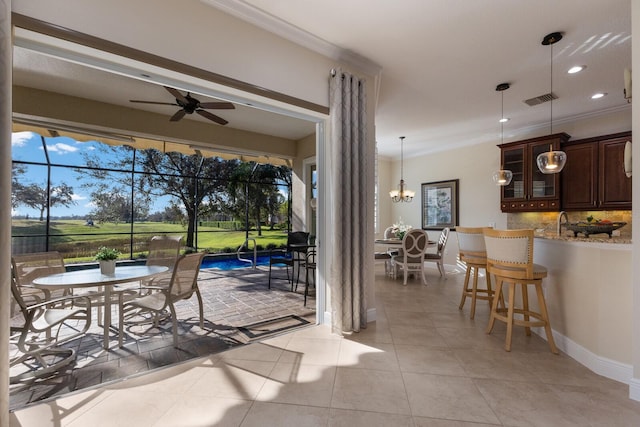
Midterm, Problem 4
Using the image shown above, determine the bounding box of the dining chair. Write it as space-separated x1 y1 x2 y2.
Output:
456 226 494 319
483 228 558 354
392 228 429 285
118 252 205 348
10 269 92 383
423 227 450 278
135 235 183 293
268 231 310 289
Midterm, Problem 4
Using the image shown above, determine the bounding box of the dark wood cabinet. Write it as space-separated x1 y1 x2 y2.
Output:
561 132 632 211
498 133 569 212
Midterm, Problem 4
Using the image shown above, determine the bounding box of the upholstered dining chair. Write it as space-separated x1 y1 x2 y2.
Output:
483 228 558 354
392 228 429 285
456 226 493 319
118 252 205 348
424 227 450 278
10 264 92 383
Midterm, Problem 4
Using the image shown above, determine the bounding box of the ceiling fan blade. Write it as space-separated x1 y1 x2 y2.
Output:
130 100 178 106
170 109 186 122
198 102 235 110
164 86 189 104
196 109 228 125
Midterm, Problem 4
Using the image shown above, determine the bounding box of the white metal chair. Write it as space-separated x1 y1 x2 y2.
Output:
118 252 205 347
10 262 92 383
11 252 71 310
484 228 558 354
392 229 429 285
137 235 183 291
424 227 450 278
456 226 493 319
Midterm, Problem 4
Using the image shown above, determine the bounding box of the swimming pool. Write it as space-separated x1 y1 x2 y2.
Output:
200 255 285 270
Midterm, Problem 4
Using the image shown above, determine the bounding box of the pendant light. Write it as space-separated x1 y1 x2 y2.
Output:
492 83 513 186
536 32 567 174
389 136 415 202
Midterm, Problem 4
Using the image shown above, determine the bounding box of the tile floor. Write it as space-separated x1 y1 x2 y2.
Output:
10 263 640 426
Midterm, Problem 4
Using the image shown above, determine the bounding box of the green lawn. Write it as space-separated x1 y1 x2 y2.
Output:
11 219 289 262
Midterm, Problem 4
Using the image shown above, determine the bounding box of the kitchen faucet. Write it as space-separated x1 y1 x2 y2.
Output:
557 211 568 236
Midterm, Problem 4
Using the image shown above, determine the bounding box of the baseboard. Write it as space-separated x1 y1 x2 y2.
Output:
534 327 633 385
629 378 640 401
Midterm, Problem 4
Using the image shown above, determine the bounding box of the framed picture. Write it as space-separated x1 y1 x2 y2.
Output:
421 179 459 229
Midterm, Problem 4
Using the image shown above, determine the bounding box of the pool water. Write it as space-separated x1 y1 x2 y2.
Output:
200 255 288 270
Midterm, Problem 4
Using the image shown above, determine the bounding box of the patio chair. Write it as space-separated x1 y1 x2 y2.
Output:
133 235 183 293
268 231 310 290
11 252 71 311
118 252 205 348
424 227 450 278
10 269 92 383
392 229 429 285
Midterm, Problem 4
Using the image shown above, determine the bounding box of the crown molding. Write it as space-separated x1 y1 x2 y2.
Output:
200 0 382 76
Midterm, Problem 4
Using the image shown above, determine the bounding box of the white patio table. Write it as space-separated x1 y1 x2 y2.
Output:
33 265 169 349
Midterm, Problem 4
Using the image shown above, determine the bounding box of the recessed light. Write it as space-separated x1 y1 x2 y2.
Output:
568 65 585 74
499 117 509 123
591 92 607 99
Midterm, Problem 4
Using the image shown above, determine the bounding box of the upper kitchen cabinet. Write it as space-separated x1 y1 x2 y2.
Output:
561 131 632 211
498 133 570 212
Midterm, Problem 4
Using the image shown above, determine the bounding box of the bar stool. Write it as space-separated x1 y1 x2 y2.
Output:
483 228 558 354
456 226 493 319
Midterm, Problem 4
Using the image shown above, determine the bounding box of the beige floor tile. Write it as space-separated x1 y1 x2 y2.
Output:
389 325 449 348
413 416 500 426
342 322 394 344
291 324 341 340
523 351 621 387
328 408 415 426
435 327 505 350
386 310 435 328
337 340 400 371
279 336 342 366
152 396 251 427
402 372 500 424
474 378 593 426
331 367 411 415
255 362 336 407
219 341 284 362
548 383 640 427
64 389 176 427
240 401 329 427
187 359 275 400
426 312 484 329
452 349 540 382
395 345 465 376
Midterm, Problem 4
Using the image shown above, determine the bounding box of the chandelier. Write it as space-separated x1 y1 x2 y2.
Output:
390 136 415 202
536 32 567 174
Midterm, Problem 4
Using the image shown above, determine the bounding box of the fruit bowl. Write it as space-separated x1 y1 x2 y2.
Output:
564 221 627 238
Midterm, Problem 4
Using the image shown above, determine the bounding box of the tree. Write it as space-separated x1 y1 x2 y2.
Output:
225 162 291 236
89 186 149 224
14 182 76 221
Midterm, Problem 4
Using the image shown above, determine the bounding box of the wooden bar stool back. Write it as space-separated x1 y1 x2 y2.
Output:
456 226 493 319
483 228 559 354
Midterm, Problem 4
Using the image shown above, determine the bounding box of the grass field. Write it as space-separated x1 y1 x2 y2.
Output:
11 219 290 262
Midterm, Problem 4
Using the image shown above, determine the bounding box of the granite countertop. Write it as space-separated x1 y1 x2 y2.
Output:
535 232 631 244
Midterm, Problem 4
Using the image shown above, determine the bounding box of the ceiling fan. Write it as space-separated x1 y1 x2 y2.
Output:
130 86 235 125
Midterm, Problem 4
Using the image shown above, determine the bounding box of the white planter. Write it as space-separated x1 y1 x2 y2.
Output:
99 260 116 275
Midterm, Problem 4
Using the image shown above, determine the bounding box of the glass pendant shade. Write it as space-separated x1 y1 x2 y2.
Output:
492 169 513 186
536 149 567 174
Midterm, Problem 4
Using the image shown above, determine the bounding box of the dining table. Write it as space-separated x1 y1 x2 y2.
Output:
33 265 169 350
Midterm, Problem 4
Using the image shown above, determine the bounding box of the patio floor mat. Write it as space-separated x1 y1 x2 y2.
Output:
237 315 311 340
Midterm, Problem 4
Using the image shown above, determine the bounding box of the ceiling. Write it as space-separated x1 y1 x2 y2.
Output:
13 0 632 160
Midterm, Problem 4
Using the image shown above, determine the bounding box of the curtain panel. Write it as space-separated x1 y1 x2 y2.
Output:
328 69 368 334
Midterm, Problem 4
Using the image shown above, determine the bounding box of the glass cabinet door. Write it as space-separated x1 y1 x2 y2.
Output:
502 145 525 200
529 141 558 198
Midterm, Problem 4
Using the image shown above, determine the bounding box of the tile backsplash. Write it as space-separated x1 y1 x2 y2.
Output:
507 210 632 239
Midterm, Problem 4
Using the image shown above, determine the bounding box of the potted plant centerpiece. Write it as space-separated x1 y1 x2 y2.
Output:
95 246 120 275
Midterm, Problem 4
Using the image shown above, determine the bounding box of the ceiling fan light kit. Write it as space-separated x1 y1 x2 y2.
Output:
536 31 567 174
130 86 235 125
